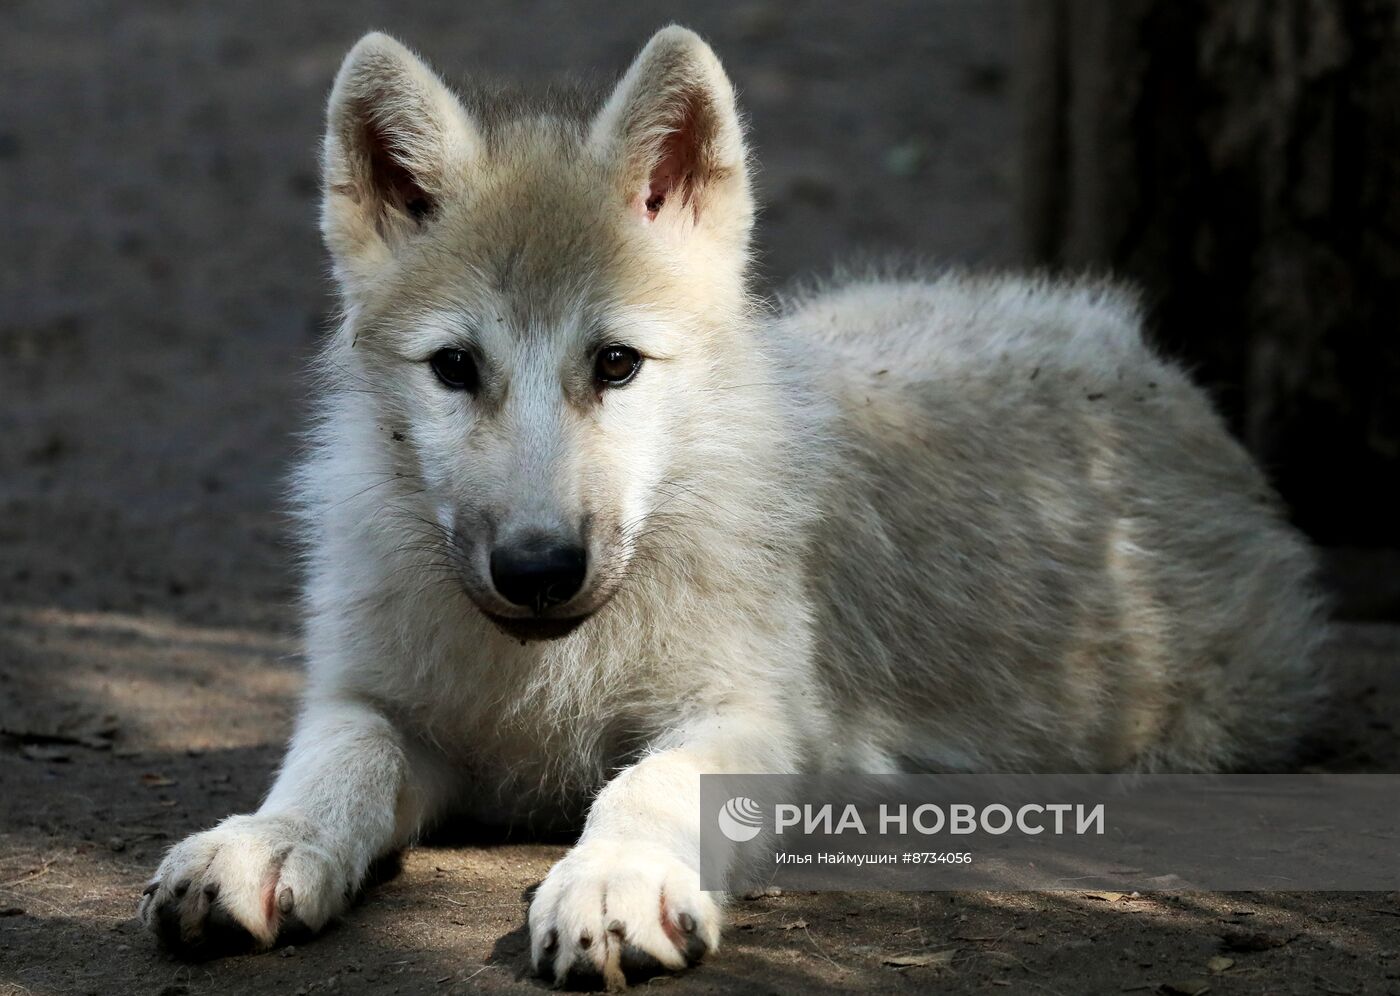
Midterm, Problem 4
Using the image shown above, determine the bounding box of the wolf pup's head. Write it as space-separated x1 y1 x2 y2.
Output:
318 27 755 641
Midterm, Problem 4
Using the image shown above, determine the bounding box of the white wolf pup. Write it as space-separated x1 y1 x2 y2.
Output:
142 25 1326 984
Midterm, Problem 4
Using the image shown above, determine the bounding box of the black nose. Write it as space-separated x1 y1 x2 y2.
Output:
489 540 587 611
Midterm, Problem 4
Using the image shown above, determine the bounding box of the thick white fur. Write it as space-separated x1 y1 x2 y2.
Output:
143 25 1327 984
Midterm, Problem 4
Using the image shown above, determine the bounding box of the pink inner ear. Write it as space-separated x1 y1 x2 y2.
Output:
359 112 434 229
643 112 700 222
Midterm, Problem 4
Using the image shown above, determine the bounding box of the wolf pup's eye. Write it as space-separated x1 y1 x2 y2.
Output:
429 348 479 391
594 346 642 387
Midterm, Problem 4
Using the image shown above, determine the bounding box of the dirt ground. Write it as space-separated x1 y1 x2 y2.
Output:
2 2 1398 994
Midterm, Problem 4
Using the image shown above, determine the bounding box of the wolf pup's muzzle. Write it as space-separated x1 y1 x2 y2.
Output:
483 533 591 640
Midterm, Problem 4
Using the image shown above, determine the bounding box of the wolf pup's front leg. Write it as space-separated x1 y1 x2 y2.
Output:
529 716 793 987
141 697 435 952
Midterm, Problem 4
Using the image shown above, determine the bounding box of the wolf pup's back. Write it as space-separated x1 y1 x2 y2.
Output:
771 274 1328 773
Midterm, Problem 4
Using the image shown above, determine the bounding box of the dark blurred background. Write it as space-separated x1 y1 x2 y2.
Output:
3 7 1400 992
1019 1 1400 603
1 0 1396 627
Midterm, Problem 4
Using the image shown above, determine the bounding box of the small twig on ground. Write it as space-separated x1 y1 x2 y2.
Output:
440 893 485 907
0 861 54 889
801 924 845 972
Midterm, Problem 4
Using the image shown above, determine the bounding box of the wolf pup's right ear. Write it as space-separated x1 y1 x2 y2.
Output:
321 33 477 294
589 26 753 252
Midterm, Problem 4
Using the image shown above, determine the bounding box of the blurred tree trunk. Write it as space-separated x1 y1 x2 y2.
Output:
1018 0 1400 547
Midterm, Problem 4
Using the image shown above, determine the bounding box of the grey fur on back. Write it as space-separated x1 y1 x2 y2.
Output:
771 273 1327 773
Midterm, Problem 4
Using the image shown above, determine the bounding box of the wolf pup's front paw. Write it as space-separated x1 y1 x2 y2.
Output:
528 840 722 988
140 813 348 955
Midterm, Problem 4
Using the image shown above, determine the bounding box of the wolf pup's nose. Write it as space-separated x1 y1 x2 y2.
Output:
490 540 587 611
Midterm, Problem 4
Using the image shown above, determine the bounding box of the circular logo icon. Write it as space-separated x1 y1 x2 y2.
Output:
717 796 764 842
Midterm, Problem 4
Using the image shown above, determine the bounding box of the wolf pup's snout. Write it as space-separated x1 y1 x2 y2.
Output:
489 536 587 612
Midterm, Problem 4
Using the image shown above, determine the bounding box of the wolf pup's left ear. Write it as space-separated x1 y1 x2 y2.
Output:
590 26 752 247
321 33 478 292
